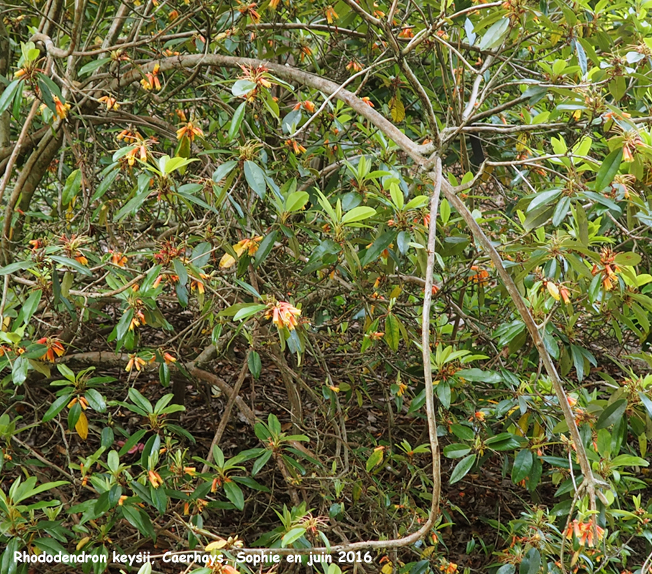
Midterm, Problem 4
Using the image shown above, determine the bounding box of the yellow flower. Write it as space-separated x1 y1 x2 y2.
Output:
219 236 263 268
546 281 560 300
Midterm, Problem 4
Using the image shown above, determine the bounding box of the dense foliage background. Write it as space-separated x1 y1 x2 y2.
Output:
1 0 652 572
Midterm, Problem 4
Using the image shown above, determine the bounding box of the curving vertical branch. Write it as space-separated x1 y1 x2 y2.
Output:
440 180 606 506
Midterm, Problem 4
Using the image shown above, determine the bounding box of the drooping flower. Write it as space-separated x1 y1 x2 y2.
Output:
141 64 162 91
37 337 66 362
148 470 163 488
219 236 263 268
110 250 128 267
126 354 147 372
286 139 307 154
564 518 605 547
469 265 489 284
98 95 119 110
53 96 71 119
347 60 363 73
176 121 204 141
325 5 339 23
266 301 301 330
237 2 260 23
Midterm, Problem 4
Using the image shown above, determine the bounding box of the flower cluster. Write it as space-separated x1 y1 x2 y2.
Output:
219 236 262 268
141 64 162 91
564 518 605 547
266 301 301 330
37 337 65 362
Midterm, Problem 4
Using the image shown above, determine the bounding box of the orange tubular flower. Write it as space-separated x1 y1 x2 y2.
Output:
98 95 119 110
37 337 65 362
266 301 301 330
190 273 210 294
470 265 489 284
148 470 163 488
398 27 415 39
346 60 363 73
141 64 162 91
219 236 263 268
325 5 339 23
361 97 374 107
303 100 316 113
564 518 605 547
126 354 147 372
287 139 307 154
176 121 204 141
110 250 128 267
163 352 177 364
237 2 260 23
53 96 71 119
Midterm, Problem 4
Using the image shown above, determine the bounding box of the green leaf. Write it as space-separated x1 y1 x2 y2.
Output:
233 304 267 322
78 57 111 76
49 255 92 276
12 355 29 385
232 79 257 97
114 178 151 221
128 388 153 414
485 432 525 451
0 260 33 276
366 447 384 471
443 444 472 458
172 258 188 286
575 40 587 75
244 161 267 198
384 313 400 352
61 169 82 206
639 392 652 418
596 398 627 429
342 206 376 224
252 449 273 476
526 189 562 213
42 393 73 422
281 527 307 547
0 79 23 115
360 231 395 267
479 18 510 50
449 454 476 484
610 454 649 468
229 101 247 139
223 481 244 510
614 252 641 266
213 160 238 183
511 449 533 484
253 231 277 268
248 351 262 379
85 388 106 412
15 290 42 325
285 191 309 213
594 148 622 191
